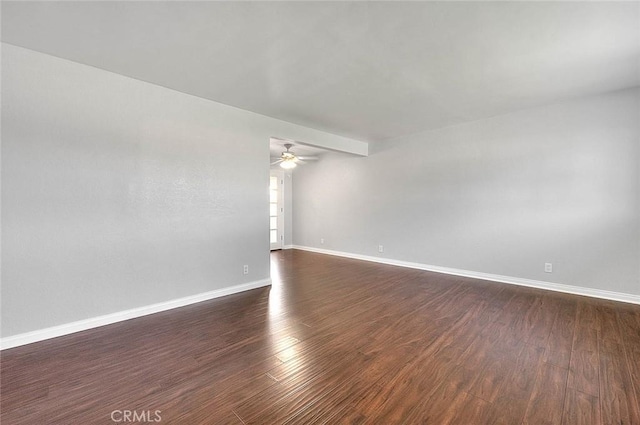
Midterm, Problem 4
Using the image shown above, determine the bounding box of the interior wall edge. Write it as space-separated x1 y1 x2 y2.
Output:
0 278 272 351
291 246 640 306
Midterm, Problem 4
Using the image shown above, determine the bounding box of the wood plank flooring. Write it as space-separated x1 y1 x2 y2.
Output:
2 249 639 424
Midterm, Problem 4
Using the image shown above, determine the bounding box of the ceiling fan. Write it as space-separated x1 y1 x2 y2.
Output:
271 143 318 169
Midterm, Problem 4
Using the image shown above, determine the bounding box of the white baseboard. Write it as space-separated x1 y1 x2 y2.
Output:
0 278 271 350
283 245 294 250
292 245 640 305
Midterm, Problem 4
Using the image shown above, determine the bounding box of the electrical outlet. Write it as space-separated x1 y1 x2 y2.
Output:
378 245 384 253
243 265 249 275
544 263 552 273
320 238 324 245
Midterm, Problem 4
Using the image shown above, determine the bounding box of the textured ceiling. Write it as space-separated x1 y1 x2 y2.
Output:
2 1 639 142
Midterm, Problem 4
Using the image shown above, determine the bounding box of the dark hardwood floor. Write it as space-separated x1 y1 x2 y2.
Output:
2 249 639 424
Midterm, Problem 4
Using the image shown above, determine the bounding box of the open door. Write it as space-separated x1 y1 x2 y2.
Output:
269 171 284 250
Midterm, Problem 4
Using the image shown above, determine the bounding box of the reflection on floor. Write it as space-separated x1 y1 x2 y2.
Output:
2 249 639 424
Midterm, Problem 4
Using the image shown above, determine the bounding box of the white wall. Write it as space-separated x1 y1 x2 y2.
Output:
293 88 640 298
1 44 366 339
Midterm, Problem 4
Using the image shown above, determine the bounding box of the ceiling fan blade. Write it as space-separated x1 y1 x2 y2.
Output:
297 156 319 161
271 159 284 165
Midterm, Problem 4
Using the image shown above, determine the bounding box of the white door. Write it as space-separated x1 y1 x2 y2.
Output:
269 171 284 250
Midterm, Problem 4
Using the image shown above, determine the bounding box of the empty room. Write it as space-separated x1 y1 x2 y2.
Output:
1 1 639 424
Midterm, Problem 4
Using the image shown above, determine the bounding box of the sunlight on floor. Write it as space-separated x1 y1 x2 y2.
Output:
268 252 284 318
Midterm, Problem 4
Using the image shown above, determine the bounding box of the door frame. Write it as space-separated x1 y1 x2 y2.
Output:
269 170 285 250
